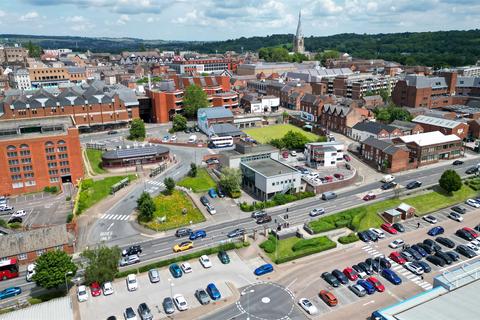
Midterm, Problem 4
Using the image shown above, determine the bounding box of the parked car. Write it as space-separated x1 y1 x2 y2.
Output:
389 239 405 249
357 280 375 295
445 251 460 262
369 228 385 239
411 244 427 257
200 196 210 206
332 269 349 285
321 272 340 287
251 210 267 219
334 173 344 180
423 215 438 224
452 160 464 165
0 205 13 212
102 282 114 295
456 229 474 241
227 228 245 238
363 192 376 201
162 297 175 314
256 215 272 224
173 294 189 311
189 230 207 240
436 237 455 248
417 261 431 273
90 282 102 297
423 239 441 251
11 210 26 218
404 262 424 275
25 263 35 282
406 181 422 190
175 228 192 238
208 188 218 198
126 274 138 291
352 265 367 279
195 289 210 305
381 269 402 285
206 283 221 300
254 264 274 276
343 267 358 281
379 257 391 269
456 244 477 258
120 254 140 267
170 135 177 142
393 223 405 233
358 262 373 275
466 167 478 174
309 208 325 217
381 181 397 190
349 284 367 297
465 199 480 208
217 188 226 198
389 252 407 265
218 250 230 264
162 135 169 143
124 307 137 320
427 226 444 236
169 264 182 278
138 303 153 320
181 262 192 273
76 285 88 302
435 251 453 264
122 245 142 257
8 216 22 224
382 175 395 183
199 255 212 268
462 227 478 238
448 212 463 222
358 231 371 242
298 298 318 314
381 223 397 234
367 276 385 292
405 248 422 261
426 255 446 267
343 154 351 161
451 206 466 214
319 290 338 306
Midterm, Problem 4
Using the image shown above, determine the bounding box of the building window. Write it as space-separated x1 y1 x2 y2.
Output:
20 150 30 156
11 174 22 180
46 155 56 160
58 153 68 159
23 165 33 171
12 182 23 189
48 169 59 175
36 249 45 257
45 141 54 147
7 151 18 157
57 140 66 145
18 253 27 260
48 162 57 168
60 168 70 174
58 146 67 152
9 167 20 173
25 180 36 186
8 159 19 165
45 147 55 153
50 177 60 183
21 158 32 164
7 145 16 151
24 173 34 178
59 161 69 167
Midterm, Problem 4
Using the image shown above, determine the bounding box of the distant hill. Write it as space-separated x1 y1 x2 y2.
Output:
2 29 480 67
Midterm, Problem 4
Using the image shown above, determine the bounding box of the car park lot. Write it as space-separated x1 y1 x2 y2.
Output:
78 251 256 320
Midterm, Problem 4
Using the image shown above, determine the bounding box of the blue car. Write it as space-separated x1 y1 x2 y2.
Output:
254 263 273 276
189 230 207 240
357 279 375 295
169 263 182 278
206 283 221 300
381 269 402 285
208 188 218 198
0 287 22 300
427 226 444 236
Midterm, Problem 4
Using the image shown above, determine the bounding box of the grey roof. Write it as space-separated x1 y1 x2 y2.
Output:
405 75 447 89
352 121 398 134
301 93 318 104
456 76 480 88
210 123 244 137
102 145 169 160
286 68 353 82
412 115 462 129
242 158 299 177
197 107 233 119
362 136 403 155
390 120 419 130
323 104 350 116
0 224 73 258
0 296 73 320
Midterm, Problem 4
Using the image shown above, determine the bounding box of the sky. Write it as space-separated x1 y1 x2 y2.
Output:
0 0 479 41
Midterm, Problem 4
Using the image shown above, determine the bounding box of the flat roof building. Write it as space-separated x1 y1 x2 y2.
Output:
101 144 170 168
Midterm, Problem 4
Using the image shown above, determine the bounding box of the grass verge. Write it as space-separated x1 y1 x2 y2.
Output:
177 168 217 193
85 149 106 174
243 124 321 144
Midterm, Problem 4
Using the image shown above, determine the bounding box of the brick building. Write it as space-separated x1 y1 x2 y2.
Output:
360 136 411 173
390 120 424 135
0 46 28 65
0 116 83 196
320 74 398 99
0 82 140 130
320 104 371 136
146 75 234 123
351 121 403 141
167 57 240 74
412 115 469 139
28 67 71 88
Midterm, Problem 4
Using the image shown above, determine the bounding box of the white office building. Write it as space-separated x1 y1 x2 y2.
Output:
9 68 31 91
304 142 345 168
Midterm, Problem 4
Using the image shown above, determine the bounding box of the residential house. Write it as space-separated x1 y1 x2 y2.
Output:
350 121 403 141
390 120 424 135
360 136 411 173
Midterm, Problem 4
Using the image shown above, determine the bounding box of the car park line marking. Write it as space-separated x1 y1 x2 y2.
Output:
363 300 375 306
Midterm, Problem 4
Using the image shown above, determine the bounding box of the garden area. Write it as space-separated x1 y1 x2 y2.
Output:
76 175 136 215
243 124 321 144
85 149 106 174
177 168 217 193
260 234 337 264
141 190 205 231
308 184 476 234
240 191 315 211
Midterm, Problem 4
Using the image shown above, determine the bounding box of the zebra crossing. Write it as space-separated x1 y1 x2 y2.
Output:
145 180 165 194
361 244 433 291
100 213 131 221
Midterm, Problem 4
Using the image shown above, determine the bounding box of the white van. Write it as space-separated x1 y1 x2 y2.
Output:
381 175 395 183
188 135 197 143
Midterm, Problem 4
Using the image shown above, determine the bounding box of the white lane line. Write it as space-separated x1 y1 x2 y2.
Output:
106 222 114 231
121 215 129 221
100 213 107 219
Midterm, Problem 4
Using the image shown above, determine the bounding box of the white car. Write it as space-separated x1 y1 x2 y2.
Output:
309 208 325 217
77 285 88 302
11 209 26 217
465 199 480 208
404 262 424 275
298 298 318 315
126 274 138 291
290 150 297 157
102 282 114 296
470 239 480 248
448 212 463 222
199 255 212 268
369 228 385 239
173 294 189 311
0 205 13 212
389 239 405 249
466 243 479 252
181 262 192 273
26 264 36 282
206 204 216 215
381 175 395 183
170 135 177 141
423 215 438 224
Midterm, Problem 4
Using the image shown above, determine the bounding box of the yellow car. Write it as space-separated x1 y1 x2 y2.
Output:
173 241 193 253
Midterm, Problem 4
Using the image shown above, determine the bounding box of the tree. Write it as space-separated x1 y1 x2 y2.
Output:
25 41 42 58
137 191 156 222
81 246 121 285
373 104 412 123
164 177 175 195
129 119 146 140
183 85 209 119
269 138 285 150
281 130 310 149
32 250 77 290
379 88 391 103
188 163 197 177
219 167 242 197
172 114 187 132
439 170 462 194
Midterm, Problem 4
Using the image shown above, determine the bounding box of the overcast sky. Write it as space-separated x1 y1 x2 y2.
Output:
1 0 479 41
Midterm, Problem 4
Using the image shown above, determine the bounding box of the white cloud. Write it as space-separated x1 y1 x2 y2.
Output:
0 10 6 18
117 14 130 25
20 11 39 21
66 15 86 23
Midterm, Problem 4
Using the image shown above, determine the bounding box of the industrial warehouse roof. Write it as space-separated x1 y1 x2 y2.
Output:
412 115 463 129
398 131 460 146
210 123 244 137
0 297 73 320
404 75 448 89
102 144 169 160
242 158 298 177
197 106 233 119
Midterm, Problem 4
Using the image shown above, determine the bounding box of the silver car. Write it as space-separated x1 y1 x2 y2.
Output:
148 269 160 283
195 289 210 305
349 284 367 297
162 297 175 314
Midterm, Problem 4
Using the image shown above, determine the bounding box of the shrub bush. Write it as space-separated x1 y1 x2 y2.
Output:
230 190 242 198
240 191 315 212
43 186 59 193
308 220 336 233
8 222 22 229
66 213 74 223
291 236 332 252
335 219 351 228
276 238 336 264
259 237 276 253
338 233 360 244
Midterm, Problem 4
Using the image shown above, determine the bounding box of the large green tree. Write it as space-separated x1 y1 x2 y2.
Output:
281 130 310 149
164 177 175 195
439 170 462 194
32 250 77 290
183 85 209 119
129 118 146 140
81 246 121 285
373 104 412 123
219 167 242 197
137 191 156 222
25 41 42 58
172 114 188 132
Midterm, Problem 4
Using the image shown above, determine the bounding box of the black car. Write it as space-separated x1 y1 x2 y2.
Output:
256 215 272 224
406 248 422 260
217 188 226 198
455 229 474 241
475 224 480 233
8 216 22 224
423 239 441 252
452 160 464 165
379 257 391 269
200 196 210 206
162 297 175 314
366 258 384 272
107 130 118 135
445 251 460 262
411 244 427 257
456 244 477 258
251 210 267 219
321 272 340 287
366 230 378 242
138 302 153 320
406 181 422 190
358 231 371 242
218 250 230 264
358 262 373 275
435 237 455 249
381 181 397 190
122 245 142 257
451 206 466 214
352 264 365 277
332 269 349 285
466 167 478 174
435 251 453 264
175 228 192 238
416 243 434 254
426 255 446 267
393 223 405 233
227 228 245 238
417 260 431 273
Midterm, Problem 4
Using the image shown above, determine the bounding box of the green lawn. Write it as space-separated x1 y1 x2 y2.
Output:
309 184 476 233
177 168 217 193
85 149 106 174
143 190 206 231
76 175 136 214
243 124 321 144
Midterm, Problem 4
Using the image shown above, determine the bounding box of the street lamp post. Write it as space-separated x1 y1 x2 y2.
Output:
168 278 174 298
64 271 73 295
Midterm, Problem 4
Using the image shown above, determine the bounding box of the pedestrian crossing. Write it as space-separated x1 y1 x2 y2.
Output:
100 213 131 221
361 244 433 291
145 180 165 194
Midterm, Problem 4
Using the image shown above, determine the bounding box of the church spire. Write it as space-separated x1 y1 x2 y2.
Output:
293 10 305 54
296 11 303 38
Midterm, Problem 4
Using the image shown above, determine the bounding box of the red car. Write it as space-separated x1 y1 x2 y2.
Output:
343 154 351 162
334 173 344 180
90 282 102 297
389 251 407 265
381 223 398 235
324 176 334 182
367 276 385 292
343 267 358 281
363 193 376 201
462 227 478 238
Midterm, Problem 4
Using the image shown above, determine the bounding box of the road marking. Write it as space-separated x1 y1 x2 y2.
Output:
285 277 297 290
363 300 375 306
173 171 180 177
107 223 114 231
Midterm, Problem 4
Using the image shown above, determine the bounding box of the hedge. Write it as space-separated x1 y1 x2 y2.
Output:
276 238 336 264
115 241 248 278
291 236 333 252
338 233 360 244
259 237 276 253
240 191 315 212
465 178 480 191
